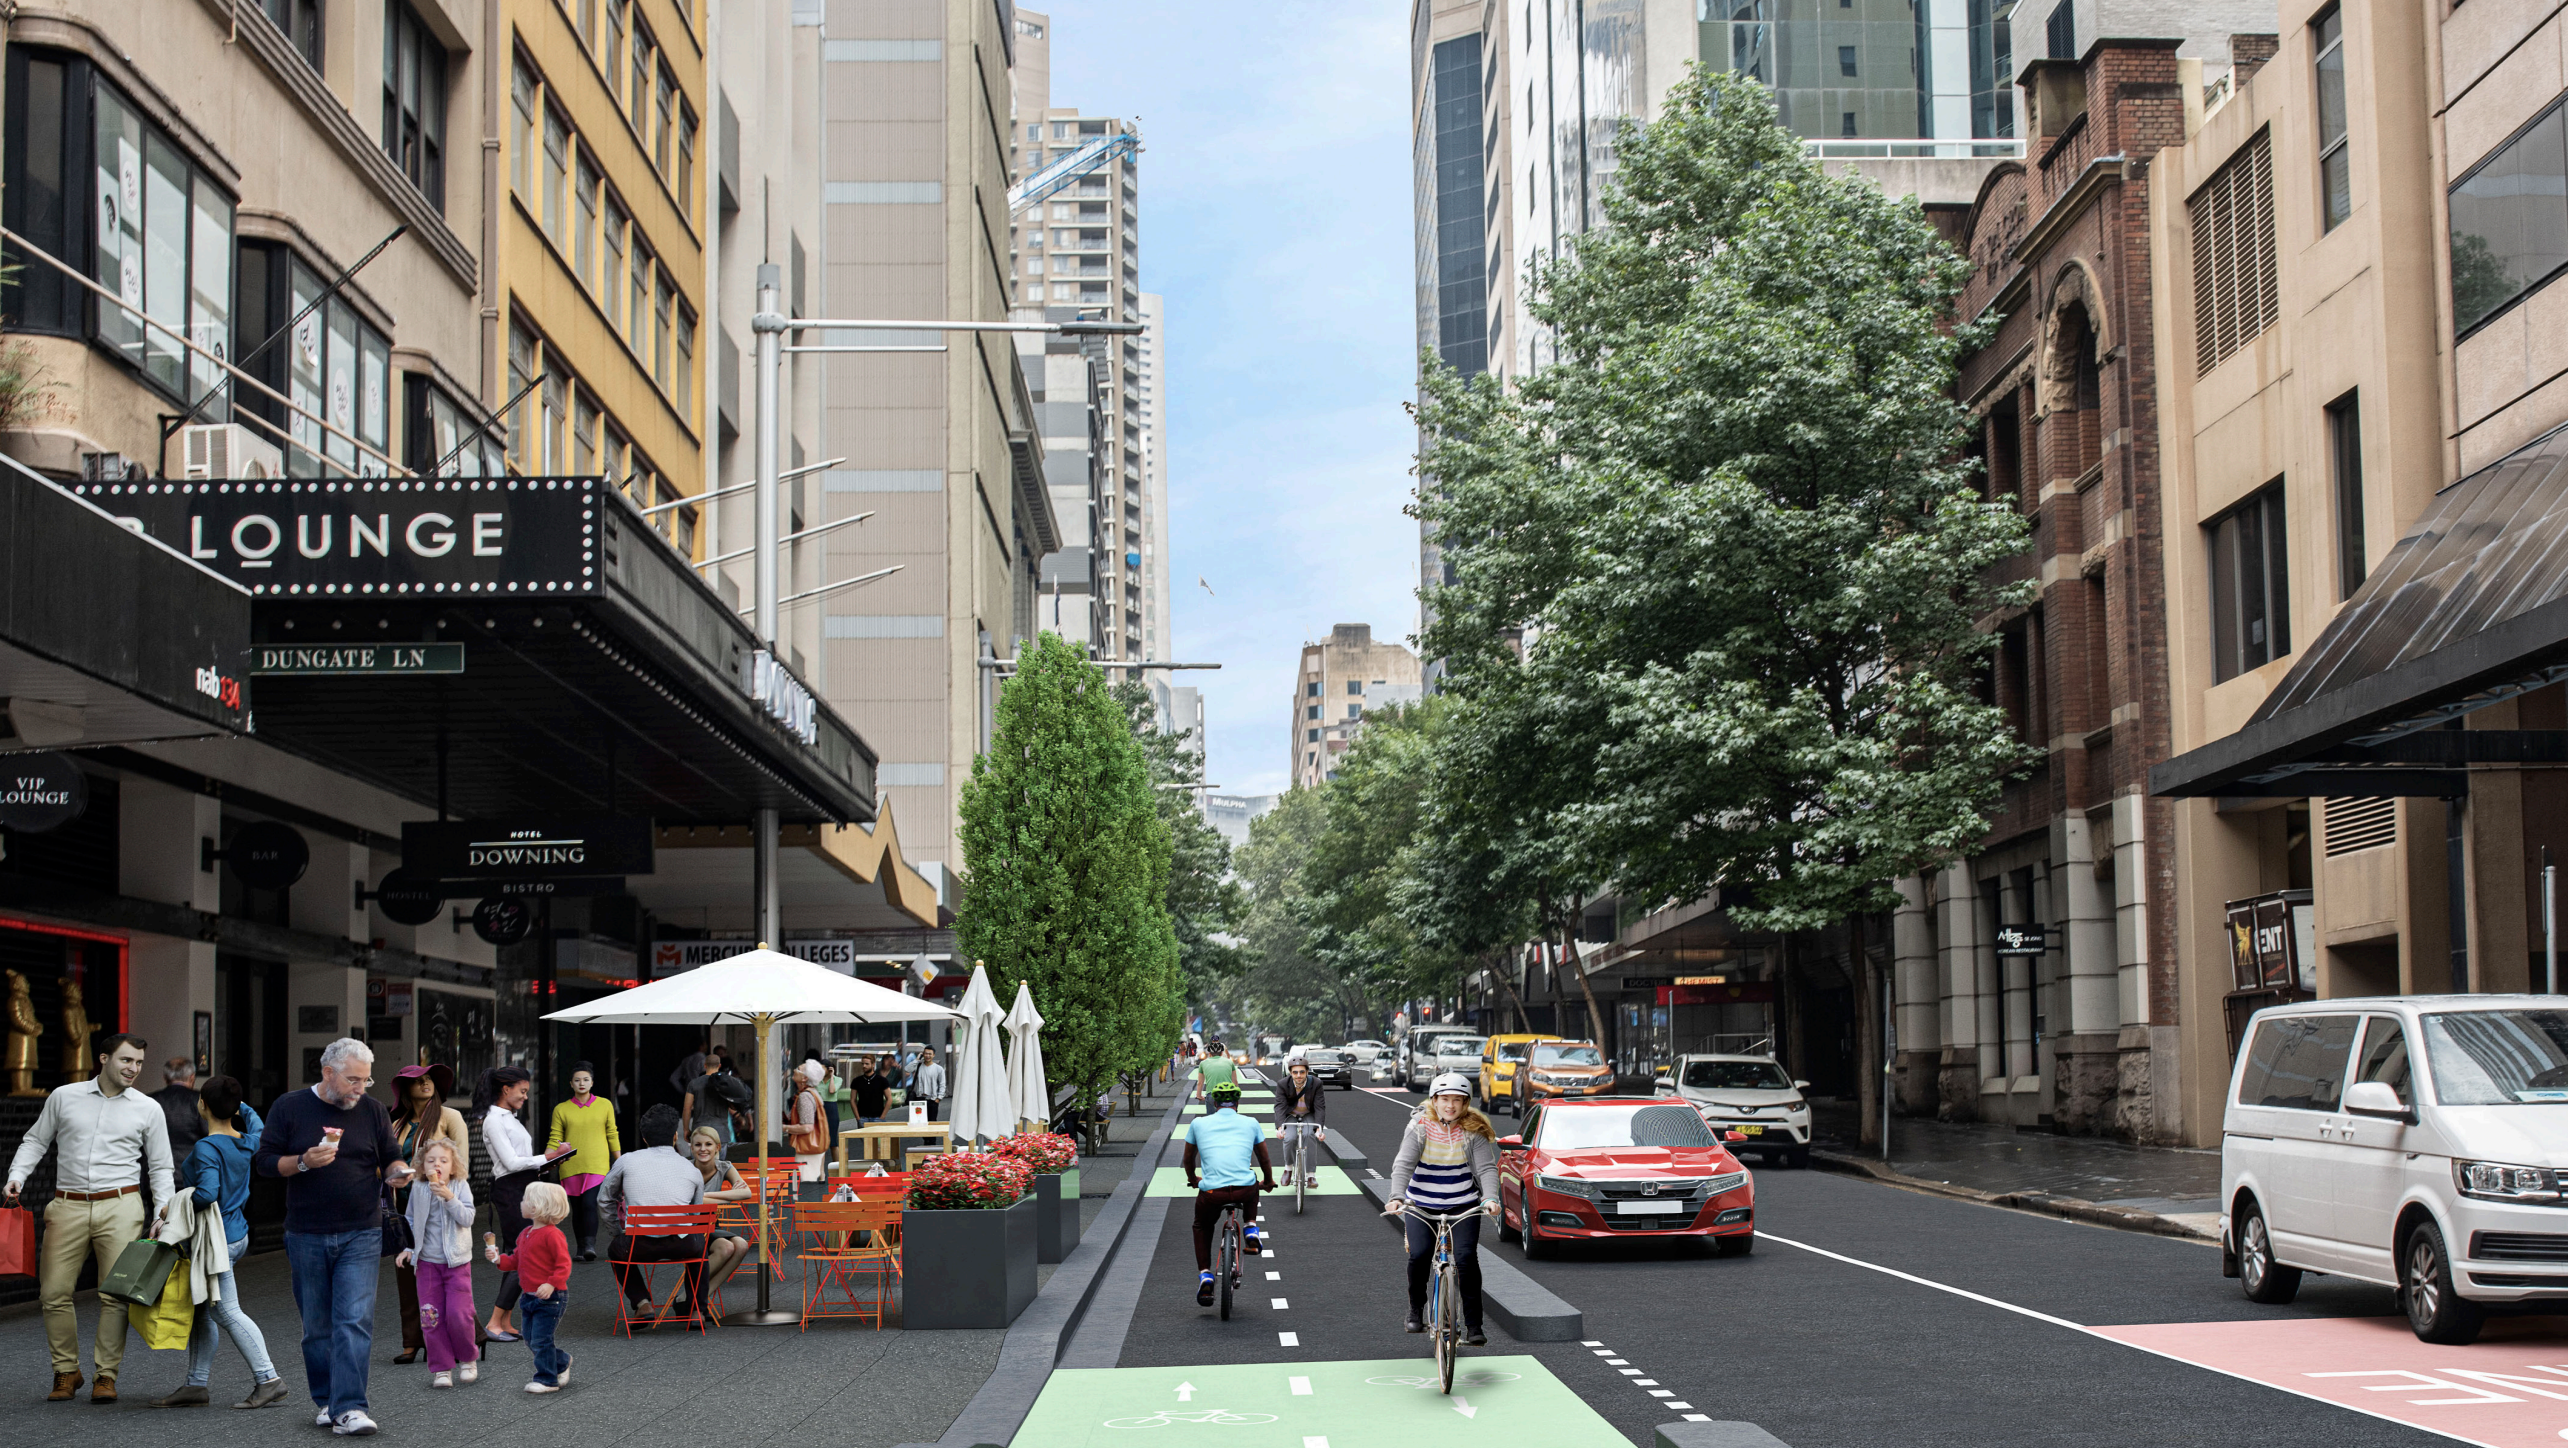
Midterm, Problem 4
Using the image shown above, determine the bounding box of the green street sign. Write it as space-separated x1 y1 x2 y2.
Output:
251 643 465 676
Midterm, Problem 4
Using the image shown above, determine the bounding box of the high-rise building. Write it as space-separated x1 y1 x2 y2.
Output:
1138 292 1172 663
1020 328 1109 652
1291 626 1426 789
1009 10 1154 664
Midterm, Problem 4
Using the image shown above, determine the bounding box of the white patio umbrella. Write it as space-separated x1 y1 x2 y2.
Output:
944 962 1014 1147
544 947 961 1325
1004 980 1049 1134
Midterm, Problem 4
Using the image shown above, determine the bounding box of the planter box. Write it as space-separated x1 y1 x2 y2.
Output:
900 1195 1036 1329
1034 1167 1082 1263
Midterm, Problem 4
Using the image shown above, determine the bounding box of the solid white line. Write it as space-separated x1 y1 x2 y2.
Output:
1752 1230 2505 1448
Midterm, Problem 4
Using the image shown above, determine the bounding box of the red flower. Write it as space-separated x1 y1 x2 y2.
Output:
989 1131 1078 1174
906 1149 1035 1211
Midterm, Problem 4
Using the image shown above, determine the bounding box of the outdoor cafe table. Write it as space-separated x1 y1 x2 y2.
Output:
838 1119 955 1170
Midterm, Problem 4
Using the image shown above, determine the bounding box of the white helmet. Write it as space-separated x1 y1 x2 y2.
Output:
1428 1072 1474 1099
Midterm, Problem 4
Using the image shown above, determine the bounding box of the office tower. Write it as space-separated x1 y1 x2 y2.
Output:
1291 626 1426 789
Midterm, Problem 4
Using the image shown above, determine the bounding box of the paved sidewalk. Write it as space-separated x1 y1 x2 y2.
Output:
1811 1102 2224 1238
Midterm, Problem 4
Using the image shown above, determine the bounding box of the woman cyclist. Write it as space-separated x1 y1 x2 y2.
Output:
1382 1072 1500 1344
1276 1055 1326 1188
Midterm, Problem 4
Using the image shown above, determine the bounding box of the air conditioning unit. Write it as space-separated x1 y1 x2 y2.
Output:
181 423 283 481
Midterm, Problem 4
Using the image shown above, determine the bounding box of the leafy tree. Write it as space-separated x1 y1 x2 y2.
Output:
1413 69 2035 1140
1228 787 1348 1044
1301 702 1464 1017
1112 679 1247 1006
958 632 1180 1125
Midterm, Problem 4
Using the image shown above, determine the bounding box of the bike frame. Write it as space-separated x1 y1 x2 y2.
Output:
1395 1205 1478 1393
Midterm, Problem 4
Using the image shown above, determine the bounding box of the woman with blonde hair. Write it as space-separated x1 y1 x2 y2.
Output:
687 1125 755 1302
1381 1073 1501 1345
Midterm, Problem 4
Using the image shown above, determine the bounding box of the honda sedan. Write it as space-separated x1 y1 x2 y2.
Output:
1495 1098 1756 1257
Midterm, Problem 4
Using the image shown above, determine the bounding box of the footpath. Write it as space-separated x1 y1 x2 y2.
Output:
1808 1102 2223 1241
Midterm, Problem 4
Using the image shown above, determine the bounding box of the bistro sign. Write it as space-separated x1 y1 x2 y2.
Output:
75 477 604 597
403 815 654 881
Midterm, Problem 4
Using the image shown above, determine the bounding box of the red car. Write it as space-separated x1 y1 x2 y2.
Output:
1496 1097 1756 1256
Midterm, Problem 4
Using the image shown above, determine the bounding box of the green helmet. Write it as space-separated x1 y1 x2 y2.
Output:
1206 1080 1242 1104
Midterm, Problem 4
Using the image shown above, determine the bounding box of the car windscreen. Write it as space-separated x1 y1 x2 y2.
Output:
1681 1060 1791 1090
1497 1042 1533 1060
2421 1010 2568 1104
1537 1103 1716 1151
1534 1044 1604 1068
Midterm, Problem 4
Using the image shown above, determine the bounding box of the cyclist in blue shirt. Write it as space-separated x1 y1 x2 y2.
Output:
1181 1080 1275 1306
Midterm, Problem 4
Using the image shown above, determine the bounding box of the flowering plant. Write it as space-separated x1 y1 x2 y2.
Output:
990 1131 1078 1175
907 1149 1033 1211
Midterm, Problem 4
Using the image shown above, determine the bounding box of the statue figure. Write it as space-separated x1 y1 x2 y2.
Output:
4 970 41 1097
57 977 90 1077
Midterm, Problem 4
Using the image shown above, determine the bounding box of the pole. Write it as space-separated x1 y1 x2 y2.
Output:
737 1007 794 1325
2546 846 2557 995
754 808 778 950
750 262 783 1001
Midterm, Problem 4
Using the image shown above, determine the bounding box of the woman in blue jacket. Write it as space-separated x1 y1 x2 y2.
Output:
163 1076 287 1410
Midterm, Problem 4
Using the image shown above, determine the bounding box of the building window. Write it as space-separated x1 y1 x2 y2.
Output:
2046 0 2074 60
629 250 652 356
2209 482 2291 682
507 322 537 470
381 1 447 213
540 363 566 472
674 302 695 416
2188 127 2280 376
1345 704 1361 719
574 159 599 287
1839 45 1858 77
404 373 505 476
629 24 654 136
236 243 386 476
602 197 628 328
89 80 238 404
677 104 698 212
1306 680 1319 697
653 272 672 388
542 107 570 244
1306 729 1319 744
572 390 599 473
603 0 627 102
2448 97 2568 338
1305 705 1318 721
653 66 675 176
265 0 324 73
2328 391 2366 599
511 58 538 204
2314 7 2350 231
1346 680 1362 694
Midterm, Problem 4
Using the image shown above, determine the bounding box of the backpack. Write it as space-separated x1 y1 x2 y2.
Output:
710 1072 754 1109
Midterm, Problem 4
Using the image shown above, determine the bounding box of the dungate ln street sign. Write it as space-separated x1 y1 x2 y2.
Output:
252 643 465 675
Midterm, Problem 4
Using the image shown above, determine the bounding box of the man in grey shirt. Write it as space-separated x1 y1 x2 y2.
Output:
599 1105 707 1315
912 1048 946 1122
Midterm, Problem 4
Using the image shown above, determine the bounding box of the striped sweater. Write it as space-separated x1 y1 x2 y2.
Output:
1387 1117 1499 1211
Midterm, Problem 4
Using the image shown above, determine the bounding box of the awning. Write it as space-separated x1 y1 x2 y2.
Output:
0 455 249 749
2153 421 2568 799
633 808 943 931
71 476 876 823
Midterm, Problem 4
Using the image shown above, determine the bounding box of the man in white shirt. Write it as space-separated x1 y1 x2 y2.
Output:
912 1048 947 1122
3 1031 174 1403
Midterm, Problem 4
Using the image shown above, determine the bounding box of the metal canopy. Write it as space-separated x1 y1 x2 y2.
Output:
241 496 875 825
2153 421 2568 798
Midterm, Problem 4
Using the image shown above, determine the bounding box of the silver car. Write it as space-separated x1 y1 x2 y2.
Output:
1430 1035 1489 1083
1660 1054 1813 1167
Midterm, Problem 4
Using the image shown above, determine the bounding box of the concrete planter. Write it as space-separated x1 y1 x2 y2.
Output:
900 1195 1036 1329
1033 1166 1082 1263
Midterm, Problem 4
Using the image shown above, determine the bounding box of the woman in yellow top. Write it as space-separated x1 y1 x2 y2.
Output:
546 1062 621 1261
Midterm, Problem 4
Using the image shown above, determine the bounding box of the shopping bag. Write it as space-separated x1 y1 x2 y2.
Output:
0 1207 34 1276
126 1265 193 1350
96 1236 182 1307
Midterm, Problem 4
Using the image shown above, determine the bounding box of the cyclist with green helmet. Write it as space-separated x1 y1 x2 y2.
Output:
1181 1079 1274 1305
1195 1039 1237 1102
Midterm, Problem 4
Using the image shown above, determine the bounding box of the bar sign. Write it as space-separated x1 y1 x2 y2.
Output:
253 643 465 675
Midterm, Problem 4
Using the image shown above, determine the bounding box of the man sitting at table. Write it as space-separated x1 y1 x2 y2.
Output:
598 1106 706 1318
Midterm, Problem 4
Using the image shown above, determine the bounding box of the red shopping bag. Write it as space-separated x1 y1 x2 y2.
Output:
0 1207 35 1277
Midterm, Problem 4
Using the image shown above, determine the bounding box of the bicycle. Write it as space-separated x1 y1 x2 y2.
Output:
1211 1198 1246 1320
1103 1408 1278 1428
1393 1205 1477 1393
1280 1120 1316 1214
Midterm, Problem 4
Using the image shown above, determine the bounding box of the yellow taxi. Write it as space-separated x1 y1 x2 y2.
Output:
1478 1033 1562 1116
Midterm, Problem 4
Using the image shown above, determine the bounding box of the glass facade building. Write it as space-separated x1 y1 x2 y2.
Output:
1417 33 1489 377
1697 0 2016 153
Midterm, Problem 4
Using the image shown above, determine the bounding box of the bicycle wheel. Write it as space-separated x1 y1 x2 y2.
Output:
1293 1133 1307 1215
1218 1218 1236 1320
1432 1258 1455 1393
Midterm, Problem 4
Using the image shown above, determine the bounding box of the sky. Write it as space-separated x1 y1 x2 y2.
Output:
1045 3 1425 799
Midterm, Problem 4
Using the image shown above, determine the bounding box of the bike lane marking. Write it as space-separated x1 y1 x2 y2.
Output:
1759 1229 2510 1446
1577 1337 1706 1421
1009 1354 1629 1447
1144 1167 1364 1197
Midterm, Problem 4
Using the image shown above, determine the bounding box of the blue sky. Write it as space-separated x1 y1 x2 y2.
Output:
1046 3 1424 798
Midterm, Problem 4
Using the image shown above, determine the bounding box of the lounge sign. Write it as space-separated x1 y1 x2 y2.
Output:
403 815 654 881
75 477 603 598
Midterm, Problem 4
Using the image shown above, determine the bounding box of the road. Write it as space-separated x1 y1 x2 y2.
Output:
1014 1072 2568 1448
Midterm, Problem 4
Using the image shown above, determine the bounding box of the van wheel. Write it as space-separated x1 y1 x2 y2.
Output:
2404 1221 2487 1345
2237 1203 2302 1304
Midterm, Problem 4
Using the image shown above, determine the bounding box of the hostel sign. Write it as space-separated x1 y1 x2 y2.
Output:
75 477 603 597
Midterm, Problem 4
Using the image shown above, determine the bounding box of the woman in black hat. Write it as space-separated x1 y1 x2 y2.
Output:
389 1062 465 1363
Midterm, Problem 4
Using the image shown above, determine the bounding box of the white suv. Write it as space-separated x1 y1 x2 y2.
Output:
2222 994 2568 1343
1659 1054 1813 1167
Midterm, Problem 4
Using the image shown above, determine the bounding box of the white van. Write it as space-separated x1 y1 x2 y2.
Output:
2222 994 2568 1344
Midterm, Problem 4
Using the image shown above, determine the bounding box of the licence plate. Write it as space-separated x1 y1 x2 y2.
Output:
1616 1199 1685 1215
1735 1125 1764 1136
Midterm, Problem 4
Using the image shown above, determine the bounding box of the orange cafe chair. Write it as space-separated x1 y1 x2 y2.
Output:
609 1203 719 1337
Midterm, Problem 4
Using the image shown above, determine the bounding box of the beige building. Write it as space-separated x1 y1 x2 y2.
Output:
1290 624 1424 789
2152 0 2568 1141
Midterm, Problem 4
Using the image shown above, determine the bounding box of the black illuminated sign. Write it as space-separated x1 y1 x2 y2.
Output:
403 815 654 881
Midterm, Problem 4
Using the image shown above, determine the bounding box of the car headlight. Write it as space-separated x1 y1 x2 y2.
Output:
1535 1174 1596 1200
1784 1098 1809 1114
1528 1071 1559 1086
2456 1160 2568 1203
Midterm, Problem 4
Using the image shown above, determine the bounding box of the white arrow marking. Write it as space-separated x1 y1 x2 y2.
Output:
1452 1395 1478 1419
1173 1382 1196 1402
1289 1376 1312 1396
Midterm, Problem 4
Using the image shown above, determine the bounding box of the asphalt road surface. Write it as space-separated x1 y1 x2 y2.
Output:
1016 1075 2568 1448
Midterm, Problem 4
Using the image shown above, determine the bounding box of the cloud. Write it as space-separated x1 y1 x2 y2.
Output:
1044 3 1424 796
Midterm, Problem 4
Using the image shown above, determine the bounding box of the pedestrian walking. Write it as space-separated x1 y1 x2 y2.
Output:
475 1067 573 1342
253 1036 414 1436
394 1137 479 1389
388 1063 466 1365
486 1182 574 1393
789 1061 830 1185
911 1048 946 1122
151 1057 205 1160
159 1075 287 1409
546 1062 620 1261
3 1030 174 1403
668 1040 708 1111
599 1106 709 1317
678 1045 736 1146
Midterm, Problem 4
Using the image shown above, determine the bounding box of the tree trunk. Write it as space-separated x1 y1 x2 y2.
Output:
1489 949 1534 1034
1851 913 1882 1152
1565 918 1607 1048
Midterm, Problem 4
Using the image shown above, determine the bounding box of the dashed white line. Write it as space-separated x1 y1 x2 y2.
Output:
1606 1359 1630 1366
1290 1376 1313 1395
1266 1271 1281 1281
1580 1341 1603 1347
1271 1297 1290 1310
1617 1368 1643 1377
1634 1379 1659 1386
1278 1331 1300 1347
1649 1390 1675 1398
1682 1414 1712 1423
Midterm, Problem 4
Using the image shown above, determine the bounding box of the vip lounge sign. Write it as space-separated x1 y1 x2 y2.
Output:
402 815 653 881
76 477 604 598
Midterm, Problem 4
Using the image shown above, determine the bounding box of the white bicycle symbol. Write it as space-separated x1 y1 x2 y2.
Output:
1103 1409 1281 1428
1364 1371 1523 1390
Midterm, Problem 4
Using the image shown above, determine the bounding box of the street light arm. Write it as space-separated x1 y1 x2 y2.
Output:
641 458 846 518
695 511 874 570
736 565 903 615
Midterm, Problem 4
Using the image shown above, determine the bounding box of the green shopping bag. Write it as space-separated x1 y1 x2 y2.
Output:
96 1236 181 1307
127 1264 192 1350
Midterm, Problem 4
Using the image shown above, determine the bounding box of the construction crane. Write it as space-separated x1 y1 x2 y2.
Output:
1009 129 1142 215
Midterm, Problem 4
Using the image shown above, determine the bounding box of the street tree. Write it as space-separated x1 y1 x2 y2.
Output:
1112 678 1247 1007
958 632 1181 1125
1413 69 2035 1141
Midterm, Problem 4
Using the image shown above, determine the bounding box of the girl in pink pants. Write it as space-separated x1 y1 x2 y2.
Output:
397 1140 483 1385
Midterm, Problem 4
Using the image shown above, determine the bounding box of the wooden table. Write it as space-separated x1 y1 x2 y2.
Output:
838 1120 954 1171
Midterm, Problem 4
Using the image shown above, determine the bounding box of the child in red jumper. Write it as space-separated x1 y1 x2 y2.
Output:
485 1182 574 1392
